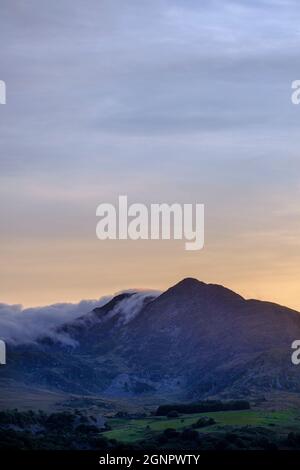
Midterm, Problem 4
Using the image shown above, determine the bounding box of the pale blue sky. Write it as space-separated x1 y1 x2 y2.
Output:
1 0 300 308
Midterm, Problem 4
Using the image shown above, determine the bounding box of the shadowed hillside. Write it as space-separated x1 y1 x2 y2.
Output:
1 278 300 402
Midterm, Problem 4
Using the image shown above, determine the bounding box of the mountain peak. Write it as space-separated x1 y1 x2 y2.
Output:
5 277 300 401
158 277 208 301
173 277 206 289
162 277 245 304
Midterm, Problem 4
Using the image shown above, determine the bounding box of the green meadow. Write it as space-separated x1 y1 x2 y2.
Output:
103 409 299 444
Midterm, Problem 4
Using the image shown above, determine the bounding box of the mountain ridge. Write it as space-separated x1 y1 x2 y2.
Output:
1 278 300 402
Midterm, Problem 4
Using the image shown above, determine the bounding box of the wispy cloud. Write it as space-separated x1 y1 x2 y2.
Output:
0 296 111 345
0 290 160 345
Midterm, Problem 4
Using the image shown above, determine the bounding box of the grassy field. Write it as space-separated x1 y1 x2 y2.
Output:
103 409 300 443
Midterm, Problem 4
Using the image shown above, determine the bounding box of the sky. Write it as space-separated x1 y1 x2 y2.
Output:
1 0 300 309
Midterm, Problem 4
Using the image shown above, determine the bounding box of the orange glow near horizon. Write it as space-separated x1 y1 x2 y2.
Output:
1 237 300 312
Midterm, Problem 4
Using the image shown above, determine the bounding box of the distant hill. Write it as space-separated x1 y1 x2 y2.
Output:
1 278 300 401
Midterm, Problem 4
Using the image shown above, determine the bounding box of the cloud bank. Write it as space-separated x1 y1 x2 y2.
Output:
0 290 160 345
0 297 111 345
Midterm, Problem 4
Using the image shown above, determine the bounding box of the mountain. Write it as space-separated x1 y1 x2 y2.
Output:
1 278 300 402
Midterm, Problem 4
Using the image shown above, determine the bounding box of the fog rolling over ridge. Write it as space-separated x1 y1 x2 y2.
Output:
1 278 300 402
0 290 160 345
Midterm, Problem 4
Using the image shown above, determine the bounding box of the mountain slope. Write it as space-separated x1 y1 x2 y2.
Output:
1 278 300 401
